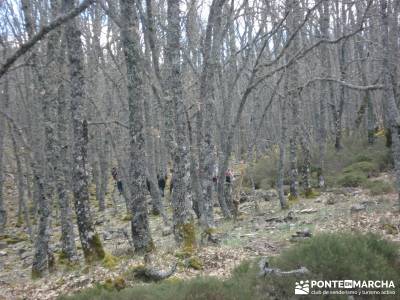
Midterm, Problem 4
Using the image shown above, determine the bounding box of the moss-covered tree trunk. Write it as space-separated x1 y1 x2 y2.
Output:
120 0 154 254
166 0 196 250
64 0 104 263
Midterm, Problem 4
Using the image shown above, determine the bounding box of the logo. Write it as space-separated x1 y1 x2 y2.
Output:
295 280 310 295
295 280 396 296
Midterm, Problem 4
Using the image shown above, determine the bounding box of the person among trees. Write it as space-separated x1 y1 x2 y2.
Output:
225 168 234 184
212 163 219 191
111 167 123 195
157 174 167 197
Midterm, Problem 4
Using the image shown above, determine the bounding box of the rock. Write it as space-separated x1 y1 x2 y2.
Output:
162 227 173 236
95 219 104 226
326 196 336 205
17 248 26 258
103 231 112 241
350 204 366 213
283 211 297 222
298 208 318 214
290 228 312 242
294 228 312 238
239 192 250 203
0 250 7 256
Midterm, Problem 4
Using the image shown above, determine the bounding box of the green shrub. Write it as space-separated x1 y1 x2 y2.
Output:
355 154 373 162
363 180 394 195
337 171 367 187
272 232 400 282
343 161 379 175
322 137 392 182
243 152 279 189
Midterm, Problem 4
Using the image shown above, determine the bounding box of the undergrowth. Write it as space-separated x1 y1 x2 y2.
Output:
59 232 400 300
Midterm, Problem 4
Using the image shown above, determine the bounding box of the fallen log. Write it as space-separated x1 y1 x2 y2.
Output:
132 262 177 282
258 258 310 277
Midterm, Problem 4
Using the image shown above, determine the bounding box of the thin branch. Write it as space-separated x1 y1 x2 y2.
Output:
0 0 95 78
87 120 129 129
300 77 383 91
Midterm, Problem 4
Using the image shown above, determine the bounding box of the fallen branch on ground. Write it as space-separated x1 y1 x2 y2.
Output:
258 258 310 277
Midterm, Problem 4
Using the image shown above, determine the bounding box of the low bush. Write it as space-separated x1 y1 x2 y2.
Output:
343 161 379 175
337 171 367 187
362 180 394 195
243 151 280 190
272 233 399 282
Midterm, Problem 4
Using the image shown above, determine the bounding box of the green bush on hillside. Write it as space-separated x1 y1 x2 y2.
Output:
243 137 392 192
337 171 367 187
343 161 379 175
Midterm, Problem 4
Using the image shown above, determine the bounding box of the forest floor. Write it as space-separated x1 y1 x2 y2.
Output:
1 172 400 300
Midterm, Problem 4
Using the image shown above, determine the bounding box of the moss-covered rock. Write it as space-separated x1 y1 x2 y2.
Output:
113 276 126 290
121 214 132 222
188 256 203 270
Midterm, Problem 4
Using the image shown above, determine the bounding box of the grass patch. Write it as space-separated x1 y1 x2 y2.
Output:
102 252 119 269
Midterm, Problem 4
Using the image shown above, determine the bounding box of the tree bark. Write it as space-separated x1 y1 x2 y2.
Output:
166 0 196 250
64 0 105 262
120 0 154 253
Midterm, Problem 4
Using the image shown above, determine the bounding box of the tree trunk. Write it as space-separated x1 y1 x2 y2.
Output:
166 0 196 250
0 59 9 235
120 0 154 254
64 0 105 262
54 19 77 262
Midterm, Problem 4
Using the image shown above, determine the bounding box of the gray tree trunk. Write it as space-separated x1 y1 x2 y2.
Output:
166 0 196 250
120 0 154 254
0 58 9 235
52 3 77 261
21 0 54 277
64 0 105 262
